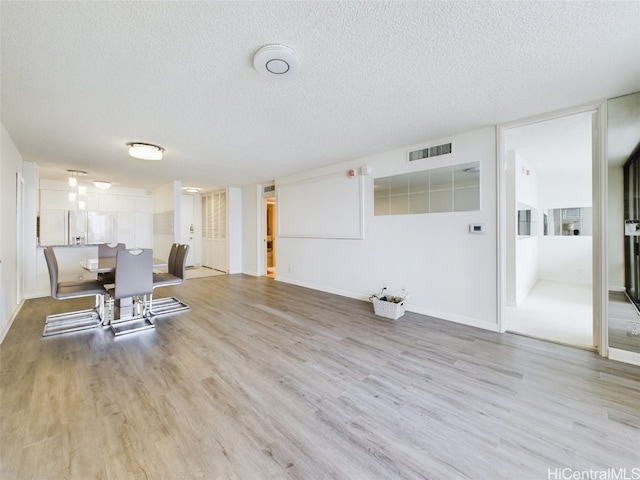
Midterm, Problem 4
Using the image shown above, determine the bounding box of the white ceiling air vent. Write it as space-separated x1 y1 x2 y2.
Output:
408 142 453 162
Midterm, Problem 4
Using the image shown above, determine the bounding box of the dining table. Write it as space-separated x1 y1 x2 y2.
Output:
80 256 167 274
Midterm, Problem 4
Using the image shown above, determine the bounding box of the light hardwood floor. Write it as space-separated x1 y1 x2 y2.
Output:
1 275 639 479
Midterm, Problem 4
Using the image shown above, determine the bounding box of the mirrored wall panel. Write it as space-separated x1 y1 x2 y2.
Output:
374 162 480 216
607 91 640 355
517 203 537 237
543 207 593 236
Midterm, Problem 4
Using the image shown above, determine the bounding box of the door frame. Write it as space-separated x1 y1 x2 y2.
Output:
496 101 607 357
16 172 24 304
261 190 276 277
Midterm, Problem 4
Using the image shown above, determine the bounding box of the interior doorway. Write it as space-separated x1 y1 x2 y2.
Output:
265 196 276 278
501 110 597 349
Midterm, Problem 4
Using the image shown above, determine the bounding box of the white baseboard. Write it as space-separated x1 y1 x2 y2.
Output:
536 277 592 286
0 300 23 344
608 347 640 366
276 276 370 302
242 269 261 277
25 292 47 300
276 276 500 333
407 304 500 332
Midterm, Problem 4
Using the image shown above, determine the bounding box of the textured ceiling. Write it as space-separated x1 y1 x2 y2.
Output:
504 112 593 176
1 1 639 191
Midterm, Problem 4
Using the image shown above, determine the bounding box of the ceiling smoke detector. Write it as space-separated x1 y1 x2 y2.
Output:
253 45 300 78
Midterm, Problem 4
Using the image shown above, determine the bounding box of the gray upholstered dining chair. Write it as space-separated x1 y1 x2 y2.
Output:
97 242 126 286
149 244 190 316
42 246 107 336
106 248 155 335
166 243 178 274
153 244 189 288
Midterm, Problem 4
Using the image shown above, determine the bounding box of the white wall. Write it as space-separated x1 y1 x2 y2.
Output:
537 159 592 285
539 169 592 208
506 151 517 306
193 193 202 266
275 127 498 331
513 151 540 305
241 185 261 276
538 237 592 285
227 187 242 274
22 162 39 300
181 193 202 267
0 123 23 342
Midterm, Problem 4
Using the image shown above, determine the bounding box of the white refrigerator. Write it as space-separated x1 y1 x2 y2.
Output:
68 211 117 245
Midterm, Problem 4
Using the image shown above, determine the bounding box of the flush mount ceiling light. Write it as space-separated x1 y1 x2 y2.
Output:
127 142 164 161
253 44 300 78
93 181 111 189
184 187 200 193
67 169 87 187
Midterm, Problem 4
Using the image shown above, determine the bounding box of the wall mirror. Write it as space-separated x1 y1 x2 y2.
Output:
543 207 593 236
607 91 640 355
374 161 480 216
517 203 537 237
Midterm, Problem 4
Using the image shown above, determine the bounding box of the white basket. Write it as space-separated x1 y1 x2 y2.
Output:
371 296 406 320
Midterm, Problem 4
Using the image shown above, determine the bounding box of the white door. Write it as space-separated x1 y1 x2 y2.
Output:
181 194 195 267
